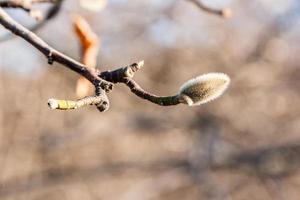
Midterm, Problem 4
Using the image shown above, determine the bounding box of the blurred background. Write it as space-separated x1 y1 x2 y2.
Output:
0 0 300 199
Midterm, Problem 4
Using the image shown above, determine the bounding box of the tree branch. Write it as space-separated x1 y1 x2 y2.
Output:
0 8 113 92
0 7 230 112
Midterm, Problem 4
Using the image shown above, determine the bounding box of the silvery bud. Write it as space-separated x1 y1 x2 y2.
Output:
178 73 230 106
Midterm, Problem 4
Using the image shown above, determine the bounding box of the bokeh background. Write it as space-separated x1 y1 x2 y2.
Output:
0 0 300 199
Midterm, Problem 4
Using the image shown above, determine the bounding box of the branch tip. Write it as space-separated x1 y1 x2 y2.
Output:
137 60 144 68
124 60 145 78
47 95 109 111
47 98 59 109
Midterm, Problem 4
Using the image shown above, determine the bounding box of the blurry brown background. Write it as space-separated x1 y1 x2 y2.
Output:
0 0 300 199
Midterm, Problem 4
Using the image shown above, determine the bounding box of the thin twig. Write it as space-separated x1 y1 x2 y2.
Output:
99 62 181 106
122 78 181 106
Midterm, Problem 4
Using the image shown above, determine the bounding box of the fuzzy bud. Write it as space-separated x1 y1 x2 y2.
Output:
178 73 230 106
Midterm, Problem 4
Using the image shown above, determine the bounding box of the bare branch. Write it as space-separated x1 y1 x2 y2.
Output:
0 9 230 112
0 8 113 92
123 78 181 106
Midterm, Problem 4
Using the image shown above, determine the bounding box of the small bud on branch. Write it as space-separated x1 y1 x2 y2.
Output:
178 73 230 106
47 95 109 111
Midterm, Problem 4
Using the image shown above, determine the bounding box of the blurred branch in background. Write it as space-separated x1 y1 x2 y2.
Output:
0 0 64 41
0 0 56 20
74 15 100 98
185 0 232 18
0 137 299 199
